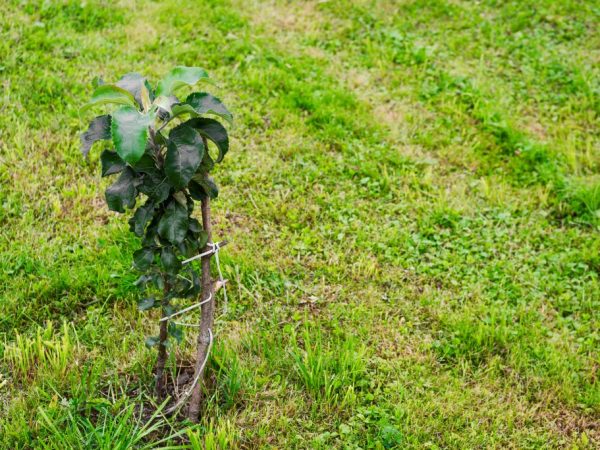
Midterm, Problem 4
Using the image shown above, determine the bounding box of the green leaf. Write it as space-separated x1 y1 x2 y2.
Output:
100 149 125 177
185 228 209 250
105 167 138 212
191 174 219 199
81 84 137 113
169 103 197 118
188 180 205 201
134 274 152 288
144 79 155 101
194 274 202 297
184 220 206 249
153 95 176 116
178 238 199 257
160 246 182 274
157 201 189 244
138 172 171 203
184 92 233 124
145 336 160 348
168 322 184 343
142 218 159 247
173 191 188 206
202 177 219 199
173 275 193 297
138 297 156 311
188 218 201 234
81 115 111 158
189 268 202 297
132 152 157 173
155 66 209 97
133 247 154 271
115 73 146 109
141 83 152 112
187 118 229 163
199 231 209 249
151 273 165 290
129 200 156 237
111 106 154 164
199 151 215 173
165 124 204 189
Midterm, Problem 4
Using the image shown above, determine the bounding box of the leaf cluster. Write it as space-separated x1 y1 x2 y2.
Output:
81 67 232 345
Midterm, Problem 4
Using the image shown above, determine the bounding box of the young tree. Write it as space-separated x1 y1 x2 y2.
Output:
80 67 231 420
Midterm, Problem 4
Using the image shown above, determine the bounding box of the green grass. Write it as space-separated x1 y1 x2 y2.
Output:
0 0 599 447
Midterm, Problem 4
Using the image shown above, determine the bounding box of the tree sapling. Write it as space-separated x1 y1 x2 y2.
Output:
80 66 232 420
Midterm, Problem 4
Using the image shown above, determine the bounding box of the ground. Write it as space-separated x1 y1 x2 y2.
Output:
0 0 599 448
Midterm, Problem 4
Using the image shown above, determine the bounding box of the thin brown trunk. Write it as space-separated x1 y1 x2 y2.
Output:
155 280 170 399
188 195 214 422
152 128 168 400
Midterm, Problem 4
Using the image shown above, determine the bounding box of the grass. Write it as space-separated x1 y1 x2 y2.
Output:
0 0 598 447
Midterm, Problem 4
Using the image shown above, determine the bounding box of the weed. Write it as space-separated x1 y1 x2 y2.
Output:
290 323 367 406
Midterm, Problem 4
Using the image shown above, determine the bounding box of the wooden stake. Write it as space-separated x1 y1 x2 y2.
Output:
187 194 215 421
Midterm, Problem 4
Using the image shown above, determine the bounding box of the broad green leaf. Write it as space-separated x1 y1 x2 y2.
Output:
100 149 125 177
199 151 215 173
174 267 201 298
157 201 189 244
190 268 201 297
173 191 187 206
116 73 147 109
129 200 156 237
198 230 209 248
142 215 160 248
81 84 137 113
161 246 181 274
184 92 233 124
144 79 155 101
188 180 205 201
169 103 197 118
153 95 176 116
138 297 156 311
133 247 154 271
81 115 111 158
187 118 229 163
105 167 138 212
201 177 219 199
183 220 206 250
141 83 152 112
153 130 168 147
155 66 209 97
168 322 184 343
134 274 151 288
111 106 154 164
138 170 171 203
145 336 160 347
165 124 204 189
184 229 209 250
190 174 218 199
188 218 201 233
178 238 199 258
172 275 193 298
132 152 158 173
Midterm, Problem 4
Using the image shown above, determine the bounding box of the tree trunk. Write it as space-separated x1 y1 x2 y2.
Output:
155 280 170 399
188 195 214 422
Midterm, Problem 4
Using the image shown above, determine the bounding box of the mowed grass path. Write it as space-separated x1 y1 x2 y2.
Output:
0 0 598 448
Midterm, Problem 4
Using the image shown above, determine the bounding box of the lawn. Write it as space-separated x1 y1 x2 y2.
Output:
0 0 599 448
